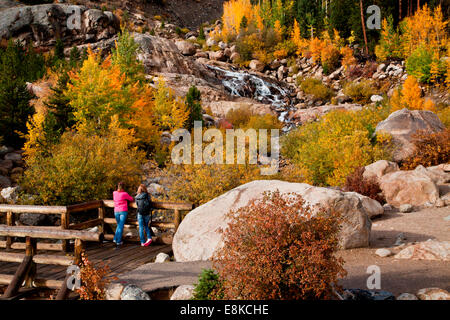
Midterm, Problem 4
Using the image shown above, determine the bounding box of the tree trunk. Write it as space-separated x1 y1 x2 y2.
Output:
399 0 402 20
360 0 369 55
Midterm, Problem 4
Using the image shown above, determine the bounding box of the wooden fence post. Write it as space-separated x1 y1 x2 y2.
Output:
60 211 69 252
98 205 105 235
24 237 36 288
55 238 84 300
6 211 14 250
174 209 181 232
3 237 35 298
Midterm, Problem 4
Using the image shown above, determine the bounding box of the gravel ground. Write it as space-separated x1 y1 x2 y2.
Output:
338 206 450 296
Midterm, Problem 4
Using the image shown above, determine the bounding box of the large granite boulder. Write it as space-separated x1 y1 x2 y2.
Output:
375 108 445 162
0 4 120 49
379 167 441 207
173 180 377 262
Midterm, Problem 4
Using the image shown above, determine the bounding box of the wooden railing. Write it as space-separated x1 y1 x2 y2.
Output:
0 199 193 251
0 199 192 300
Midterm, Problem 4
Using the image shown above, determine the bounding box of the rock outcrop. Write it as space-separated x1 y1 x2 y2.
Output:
0 4 120 49
375 108 445 162
173 180 378 262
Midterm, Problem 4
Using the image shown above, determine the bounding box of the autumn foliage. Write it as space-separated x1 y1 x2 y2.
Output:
77 253 116 300
401 129 450 170
213 191 346 300
390 76 436 112
343 167 385 204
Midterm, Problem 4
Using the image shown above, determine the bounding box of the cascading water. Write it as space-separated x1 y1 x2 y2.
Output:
207 65 296 131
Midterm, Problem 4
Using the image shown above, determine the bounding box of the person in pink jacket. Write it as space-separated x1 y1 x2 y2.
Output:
113 182 134 248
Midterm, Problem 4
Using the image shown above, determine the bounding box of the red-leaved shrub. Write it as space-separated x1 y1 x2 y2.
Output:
343 167 386 204
401 129 450 170
213 190 346 300
77 253 116 300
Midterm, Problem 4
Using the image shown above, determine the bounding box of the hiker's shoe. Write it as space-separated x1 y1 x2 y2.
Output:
114 242 122 250
143 239 152 247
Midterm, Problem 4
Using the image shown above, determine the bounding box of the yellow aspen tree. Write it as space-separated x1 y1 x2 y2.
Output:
274 20 283 42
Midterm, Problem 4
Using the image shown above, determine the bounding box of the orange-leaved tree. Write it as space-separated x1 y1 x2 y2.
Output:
390 76 436 112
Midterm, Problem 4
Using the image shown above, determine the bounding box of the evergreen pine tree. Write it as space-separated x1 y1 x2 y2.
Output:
185 86 203 130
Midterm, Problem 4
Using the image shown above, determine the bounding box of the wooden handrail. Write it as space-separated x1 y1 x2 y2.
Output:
0 204 67 214
0 200 193 214
102 199 193 211
66 200 103 214
0 225 102 242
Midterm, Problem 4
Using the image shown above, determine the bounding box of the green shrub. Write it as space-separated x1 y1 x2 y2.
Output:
406 45 445 84
192 269 224 300
298 78 334 101
406 45 433 83
343 80 376 104
225 106 254 128
281 105 392 186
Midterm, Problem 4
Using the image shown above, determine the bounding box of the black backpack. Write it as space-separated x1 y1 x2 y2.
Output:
138 193 151 215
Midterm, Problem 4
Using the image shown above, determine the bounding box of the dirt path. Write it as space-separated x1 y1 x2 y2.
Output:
338 207 450 296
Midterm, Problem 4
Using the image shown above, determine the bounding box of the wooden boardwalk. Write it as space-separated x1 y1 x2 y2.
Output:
0 242 172 284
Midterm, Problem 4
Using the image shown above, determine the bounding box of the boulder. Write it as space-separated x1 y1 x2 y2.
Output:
379 169 440 207
347 192 384 218
154 252 170 263
415 165 450 185
0 176 11 189
230 52 241 64
170 285 195 300
375 248 392 257
399 204 413 213
394 240 450 261
209 50 226 62
397 293 418 300
0 159 13 171
206 37 216 47
120 284 151 300
288 104 363 124
1 187 18 203
249 60 265 72
416 288 450 300
375 108 445 162
207 100 274 118
363 160 399 183
4 153 21 161
173 180 375 262
105 283 124 300
19 213 47 226
341 289 395 300
370 95 384 103
175 40 197 56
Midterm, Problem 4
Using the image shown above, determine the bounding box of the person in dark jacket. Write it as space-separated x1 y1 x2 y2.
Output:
135 184 152 247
